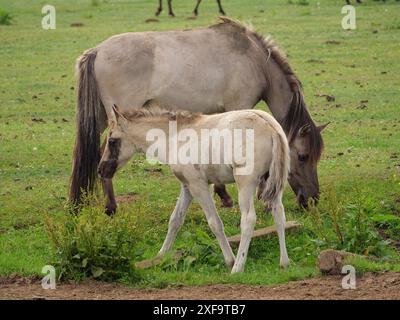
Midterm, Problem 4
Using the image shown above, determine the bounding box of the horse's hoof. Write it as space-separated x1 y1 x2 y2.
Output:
105 204 117 216
221 198 233 208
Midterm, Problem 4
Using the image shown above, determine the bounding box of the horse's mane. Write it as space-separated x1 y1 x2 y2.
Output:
214 17 324 162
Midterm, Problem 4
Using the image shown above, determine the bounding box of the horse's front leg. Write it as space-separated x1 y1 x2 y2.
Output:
158 184 192 256
214 184 233 207
155 0 162 16
101 178 117 216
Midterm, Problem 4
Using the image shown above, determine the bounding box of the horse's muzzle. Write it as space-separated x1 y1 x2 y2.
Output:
98 160 118 179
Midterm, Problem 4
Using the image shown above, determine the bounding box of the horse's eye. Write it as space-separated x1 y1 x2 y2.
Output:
298 154 309 162
108 138 116 146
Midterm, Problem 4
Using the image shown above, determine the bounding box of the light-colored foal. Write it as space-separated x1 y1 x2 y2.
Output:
98 107 290 273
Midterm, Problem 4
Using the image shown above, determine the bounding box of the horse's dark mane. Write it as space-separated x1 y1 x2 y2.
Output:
216 17 324 162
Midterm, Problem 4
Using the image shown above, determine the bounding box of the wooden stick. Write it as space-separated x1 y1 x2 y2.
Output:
135 251 183 269
227 220 301 244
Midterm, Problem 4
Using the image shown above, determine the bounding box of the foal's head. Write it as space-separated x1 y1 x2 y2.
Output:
98 105 136 179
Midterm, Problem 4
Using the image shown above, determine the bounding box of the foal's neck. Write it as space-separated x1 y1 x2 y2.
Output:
127 116 181 164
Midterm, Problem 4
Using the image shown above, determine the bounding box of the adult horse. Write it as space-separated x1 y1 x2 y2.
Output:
70 17 327 214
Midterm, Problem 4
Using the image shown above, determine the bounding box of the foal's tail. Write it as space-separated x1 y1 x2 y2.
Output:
69 48 104 207
259 127 290 204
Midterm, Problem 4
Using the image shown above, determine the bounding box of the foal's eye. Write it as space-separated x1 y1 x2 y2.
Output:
108 138 116 146
298 154 309 162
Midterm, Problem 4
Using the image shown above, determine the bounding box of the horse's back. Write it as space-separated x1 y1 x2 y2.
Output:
93 24 267 117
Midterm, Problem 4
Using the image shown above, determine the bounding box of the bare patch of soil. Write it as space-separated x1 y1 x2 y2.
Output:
1 273 400 300
115 193 139 204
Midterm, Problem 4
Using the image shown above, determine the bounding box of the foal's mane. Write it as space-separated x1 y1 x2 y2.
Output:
215 17 324 162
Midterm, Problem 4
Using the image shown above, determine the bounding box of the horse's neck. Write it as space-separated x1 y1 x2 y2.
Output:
263 60 295 126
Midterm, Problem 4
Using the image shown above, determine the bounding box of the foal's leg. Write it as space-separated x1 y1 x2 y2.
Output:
271 193 290 268
193 0 202 16
216 0 226 15
189 182 235 268
231 180 257 273
214 184 233 207
158 184 193 256
155 0 163 16
167 0 175 17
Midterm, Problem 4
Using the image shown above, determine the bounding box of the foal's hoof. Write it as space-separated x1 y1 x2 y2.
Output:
280 259 290 269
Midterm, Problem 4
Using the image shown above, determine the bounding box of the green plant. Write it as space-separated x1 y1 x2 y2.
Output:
91 0 99 7
160 229 224 272
0 9 12 25
45 197 143 282
305 188 389 257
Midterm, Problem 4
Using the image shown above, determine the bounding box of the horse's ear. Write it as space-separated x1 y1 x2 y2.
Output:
298 124 311 137
317 122 330 132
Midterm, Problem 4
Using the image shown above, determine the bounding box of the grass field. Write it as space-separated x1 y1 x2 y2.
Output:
0 0 399 287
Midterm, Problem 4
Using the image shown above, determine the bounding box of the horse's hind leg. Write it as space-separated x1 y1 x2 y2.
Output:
271 192 289 268
167 0 175 17
216 0 226 15
158 184 193 256
214 184 233 207
100 139 117 215
155 0 162 16
231 180 257 273
189 181 235 269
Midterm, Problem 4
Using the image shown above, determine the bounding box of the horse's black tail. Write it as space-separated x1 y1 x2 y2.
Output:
69 48 104 208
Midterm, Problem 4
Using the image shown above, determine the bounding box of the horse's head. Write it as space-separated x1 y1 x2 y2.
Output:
287 122 329 207
98 105 135 180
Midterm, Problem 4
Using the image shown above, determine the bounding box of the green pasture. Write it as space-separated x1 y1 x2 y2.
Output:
0 0 399 286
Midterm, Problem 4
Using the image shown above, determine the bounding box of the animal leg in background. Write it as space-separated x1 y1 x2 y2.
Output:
155 0 162 16
216 0 226 15
155 0 175 17
158 184 193 256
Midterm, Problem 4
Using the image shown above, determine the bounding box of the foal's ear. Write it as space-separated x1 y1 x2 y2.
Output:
112 104 128 124
317 122 330 133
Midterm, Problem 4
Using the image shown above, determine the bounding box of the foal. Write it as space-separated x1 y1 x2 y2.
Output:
98 106 290 273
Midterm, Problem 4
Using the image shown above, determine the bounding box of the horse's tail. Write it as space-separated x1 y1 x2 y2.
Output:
69 48 104 207
259 126 290 204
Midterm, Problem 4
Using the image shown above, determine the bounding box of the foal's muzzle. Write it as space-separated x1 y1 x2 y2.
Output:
98 160 118 179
